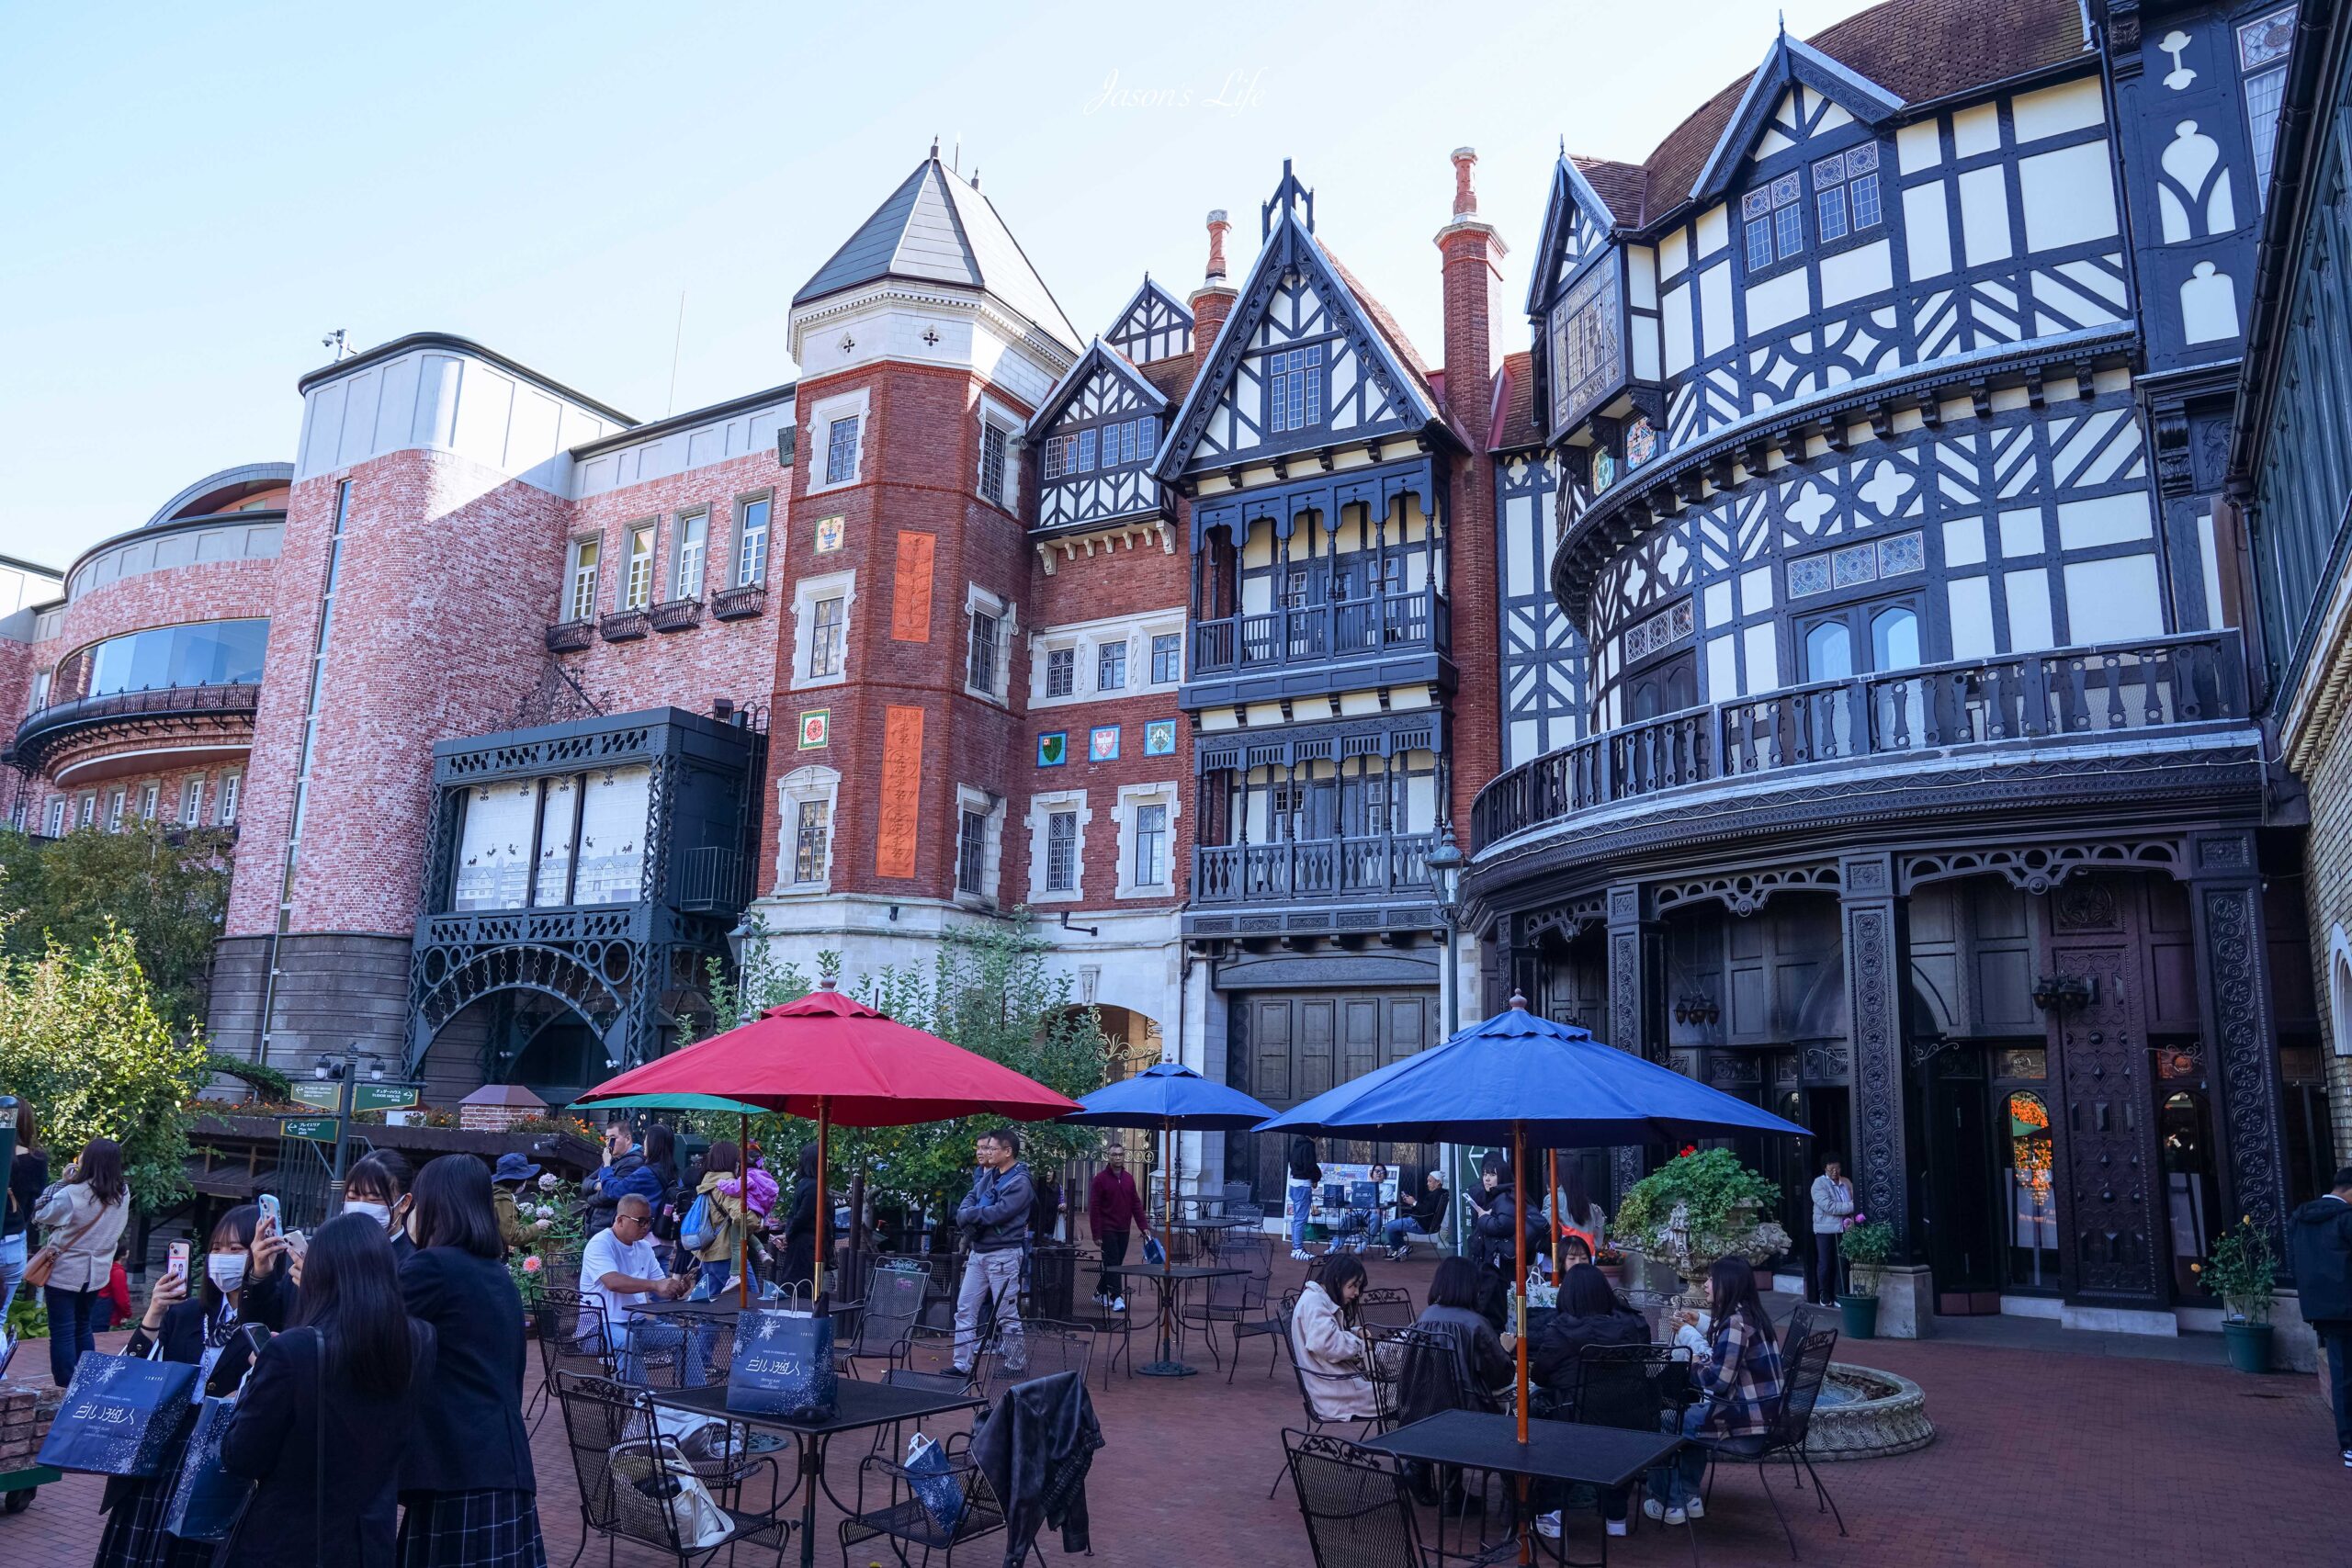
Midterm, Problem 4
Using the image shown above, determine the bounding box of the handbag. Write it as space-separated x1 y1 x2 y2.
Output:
162 1394 256 1542
607 1437 733 1548
903 1432 967 1533
21 1201 104 1293
727 1304 838 1421
39 1345 200 1477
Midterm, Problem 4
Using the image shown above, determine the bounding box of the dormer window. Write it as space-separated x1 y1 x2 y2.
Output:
1742 173 1804 271
1811 144 1883 243
1268 347 1323 433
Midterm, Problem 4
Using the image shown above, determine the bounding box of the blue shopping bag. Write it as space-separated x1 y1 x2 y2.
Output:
162 1394 255 1543
39 1348 199 1478
728 1306 838 1421
903 1432 965 1532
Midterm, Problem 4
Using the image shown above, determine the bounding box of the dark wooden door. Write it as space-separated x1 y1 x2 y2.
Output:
2046 878 2165 1306
1227 989 1438 1203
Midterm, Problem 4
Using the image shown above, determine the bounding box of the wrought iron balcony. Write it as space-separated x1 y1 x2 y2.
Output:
649 597 702 634
1192 830 1438 905
709 583 766 622
1472 630 2252 850
9 682 261 773
545 619 594 653
1190 589 1447 676
599 609 650 642
673 844 749 912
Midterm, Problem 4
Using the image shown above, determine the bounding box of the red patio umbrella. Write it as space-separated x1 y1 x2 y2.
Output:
580 984 1080 1304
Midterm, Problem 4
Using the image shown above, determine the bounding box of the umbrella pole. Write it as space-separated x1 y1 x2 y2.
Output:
738 1112 750 1310
1514 1122 1530 1564
1161 1116 1175 1364
814 1100 830 1307
1546 1149 1558 1251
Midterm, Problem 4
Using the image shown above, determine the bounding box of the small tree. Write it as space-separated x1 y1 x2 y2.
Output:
0 921 211 1211
0 825 232 1032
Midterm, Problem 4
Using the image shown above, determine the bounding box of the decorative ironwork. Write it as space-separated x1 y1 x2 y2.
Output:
8 683 260 774
1900 839 2185 895
710 584 766 621
599 609 650 642
1656 862 1841 917
508 660 610 730
1844 884 1908 1244
544 620 594 653
649 597 703 634
2031 973 2096 1011
2201 881 2287 1247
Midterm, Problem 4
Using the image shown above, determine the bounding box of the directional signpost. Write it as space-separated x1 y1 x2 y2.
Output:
289 1051 424 1213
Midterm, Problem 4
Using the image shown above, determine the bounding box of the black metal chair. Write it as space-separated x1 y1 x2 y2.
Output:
1233 1283 1300 1385
1272 1309 1386 1497
838 1430 1012 1568
840 1265 930 1378
549 1369 790 1568
1178 1255 1261 1371
1357 1286 1418 1331
1282 1428 1438 1568
977 1318 1094 1390
527 1287 612 1431
1704 1326 1848 1558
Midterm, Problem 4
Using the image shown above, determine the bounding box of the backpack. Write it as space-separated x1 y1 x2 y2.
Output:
679 1194 718 1254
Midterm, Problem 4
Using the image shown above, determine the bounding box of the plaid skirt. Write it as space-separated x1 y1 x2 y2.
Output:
91 1437 220 1568
395 1489 548 1568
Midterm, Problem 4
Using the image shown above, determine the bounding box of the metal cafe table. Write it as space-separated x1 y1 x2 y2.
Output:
1097 1261 1245 1377
650 1378 984 1568
1363 1408 1695 1567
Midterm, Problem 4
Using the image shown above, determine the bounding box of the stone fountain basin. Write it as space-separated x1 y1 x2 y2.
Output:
1803 1363 1935 1461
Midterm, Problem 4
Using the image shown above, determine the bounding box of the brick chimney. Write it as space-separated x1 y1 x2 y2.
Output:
1433 146 1508 835
1189 209 1238 358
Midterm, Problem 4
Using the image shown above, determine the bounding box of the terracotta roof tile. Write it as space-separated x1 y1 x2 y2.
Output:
1140 353 1197 401
1584 0 2088 228
1570 158 1651 227
1492 350 1543 452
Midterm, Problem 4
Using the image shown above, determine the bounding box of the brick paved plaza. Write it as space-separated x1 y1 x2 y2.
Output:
0 1252 2339 1568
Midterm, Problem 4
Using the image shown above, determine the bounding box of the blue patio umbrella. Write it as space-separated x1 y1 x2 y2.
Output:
1258 996 1809 1472
1062 1062 1276 1375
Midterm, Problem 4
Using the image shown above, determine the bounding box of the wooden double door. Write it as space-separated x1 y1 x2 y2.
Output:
1225 988 1439 1202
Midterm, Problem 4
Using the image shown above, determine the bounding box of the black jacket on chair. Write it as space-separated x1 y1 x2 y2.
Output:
970 1371 1102 1564
220 1322 438 1568
396 1246 537 1496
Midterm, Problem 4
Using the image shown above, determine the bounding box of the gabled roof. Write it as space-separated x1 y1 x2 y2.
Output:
1138 353 1198 403
1687 32 1906 201
1103 276 1194 360
792 155 1080 351
1023 338 1170 442
1525 156 1636 315
1564 0 2089 231
1154 199 1446 479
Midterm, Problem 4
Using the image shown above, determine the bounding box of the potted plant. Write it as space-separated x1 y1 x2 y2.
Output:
1836 1218 1895 1338
1614 1148 1789 1306
1592 1241 1627 1291
2198 1214 2277 1373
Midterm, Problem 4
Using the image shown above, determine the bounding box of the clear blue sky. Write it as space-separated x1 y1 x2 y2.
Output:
0 0 1877 569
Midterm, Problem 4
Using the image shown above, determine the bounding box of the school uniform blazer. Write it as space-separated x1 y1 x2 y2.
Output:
395 1246 537 1496
220 1322 438 1568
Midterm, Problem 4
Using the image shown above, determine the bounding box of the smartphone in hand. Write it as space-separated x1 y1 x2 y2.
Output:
166 1241 191 1284
257 1193 281 1227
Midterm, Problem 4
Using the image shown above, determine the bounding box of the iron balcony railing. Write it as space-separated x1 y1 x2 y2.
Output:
9 682 261 771
1192 829 1438 905
1471 630 2251 850
672 845 750 912
1190 588 1447 675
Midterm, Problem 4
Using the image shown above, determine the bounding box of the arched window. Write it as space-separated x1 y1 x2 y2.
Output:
1870 605 1921 671
1805 620 1853 681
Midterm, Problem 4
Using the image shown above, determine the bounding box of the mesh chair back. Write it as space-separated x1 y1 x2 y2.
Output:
899 1323 981 1395
1568 1343 1679 1432
1381 1325 1470 1429
1781 1302 1821 1361
1283 1428 1425 1568
1356 1287 1416 1330
852 1265 931 1357
1203 1267 1252 1313
551 1370 693 1554
540 1248 585 1292
989 1320 1092 1385
1223 1180 1253 1210
1769 1327 1839 1450
532 1287 612 1382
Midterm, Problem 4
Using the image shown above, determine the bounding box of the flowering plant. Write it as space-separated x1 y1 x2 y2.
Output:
2197 1214 2275 1324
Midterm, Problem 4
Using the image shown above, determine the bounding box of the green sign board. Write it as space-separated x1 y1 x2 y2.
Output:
292 1082 342 1111
281 1117 338 1144
355 1083 422 1114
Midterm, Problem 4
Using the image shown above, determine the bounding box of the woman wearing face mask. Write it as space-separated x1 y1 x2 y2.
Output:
343 1152 415 1262
90 1202 294 1568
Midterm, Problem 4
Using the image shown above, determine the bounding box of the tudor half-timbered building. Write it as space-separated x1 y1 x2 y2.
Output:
1465 0 2332 1347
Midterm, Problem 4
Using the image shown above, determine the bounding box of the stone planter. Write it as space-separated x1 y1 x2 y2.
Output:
1643 1200 1793 1306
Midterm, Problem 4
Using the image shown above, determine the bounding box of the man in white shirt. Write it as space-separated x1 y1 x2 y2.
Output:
581 1194 690 1383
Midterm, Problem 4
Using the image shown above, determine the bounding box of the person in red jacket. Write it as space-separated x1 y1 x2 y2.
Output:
98 1242 132 1330
1087 1145 1150 1313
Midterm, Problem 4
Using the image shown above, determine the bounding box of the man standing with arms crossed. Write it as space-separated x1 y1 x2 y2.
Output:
953 1127 1033 1377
